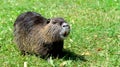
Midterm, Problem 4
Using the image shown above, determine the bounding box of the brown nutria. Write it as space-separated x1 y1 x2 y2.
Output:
14 12 70 58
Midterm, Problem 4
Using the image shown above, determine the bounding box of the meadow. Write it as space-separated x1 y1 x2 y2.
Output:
0 0 120 67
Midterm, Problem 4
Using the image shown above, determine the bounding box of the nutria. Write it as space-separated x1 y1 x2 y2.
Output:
14 12 70 58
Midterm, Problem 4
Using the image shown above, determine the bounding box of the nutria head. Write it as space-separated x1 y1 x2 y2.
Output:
42 18 70 42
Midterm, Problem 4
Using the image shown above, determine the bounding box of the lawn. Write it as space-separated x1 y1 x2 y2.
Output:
0 0 120 67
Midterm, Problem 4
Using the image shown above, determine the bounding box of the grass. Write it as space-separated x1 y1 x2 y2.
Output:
0 0 120 67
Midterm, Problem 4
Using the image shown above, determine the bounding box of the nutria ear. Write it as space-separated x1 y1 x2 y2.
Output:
47 19 50 24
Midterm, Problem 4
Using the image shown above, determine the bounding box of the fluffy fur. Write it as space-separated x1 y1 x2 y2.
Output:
14 12 70 58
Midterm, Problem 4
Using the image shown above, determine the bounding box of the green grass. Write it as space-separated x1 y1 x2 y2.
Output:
0 0 120 67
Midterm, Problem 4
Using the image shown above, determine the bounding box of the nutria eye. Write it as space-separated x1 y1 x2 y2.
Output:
47 19 50 24
60 22 63 25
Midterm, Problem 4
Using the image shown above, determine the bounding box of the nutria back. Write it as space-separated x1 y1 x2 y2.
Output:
14 12 70 58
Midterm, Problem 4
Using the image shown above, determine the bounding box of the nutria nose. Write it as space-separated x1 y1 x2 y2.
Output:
62 23 70 28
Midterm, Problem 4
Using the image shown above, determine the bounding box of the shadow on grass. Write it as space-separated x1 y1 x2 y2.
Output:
58 49 87 62
20 49 87 62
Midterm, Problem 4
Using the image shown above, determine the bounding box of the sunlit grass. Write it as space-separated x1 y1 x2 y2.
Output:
0 0 120 67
